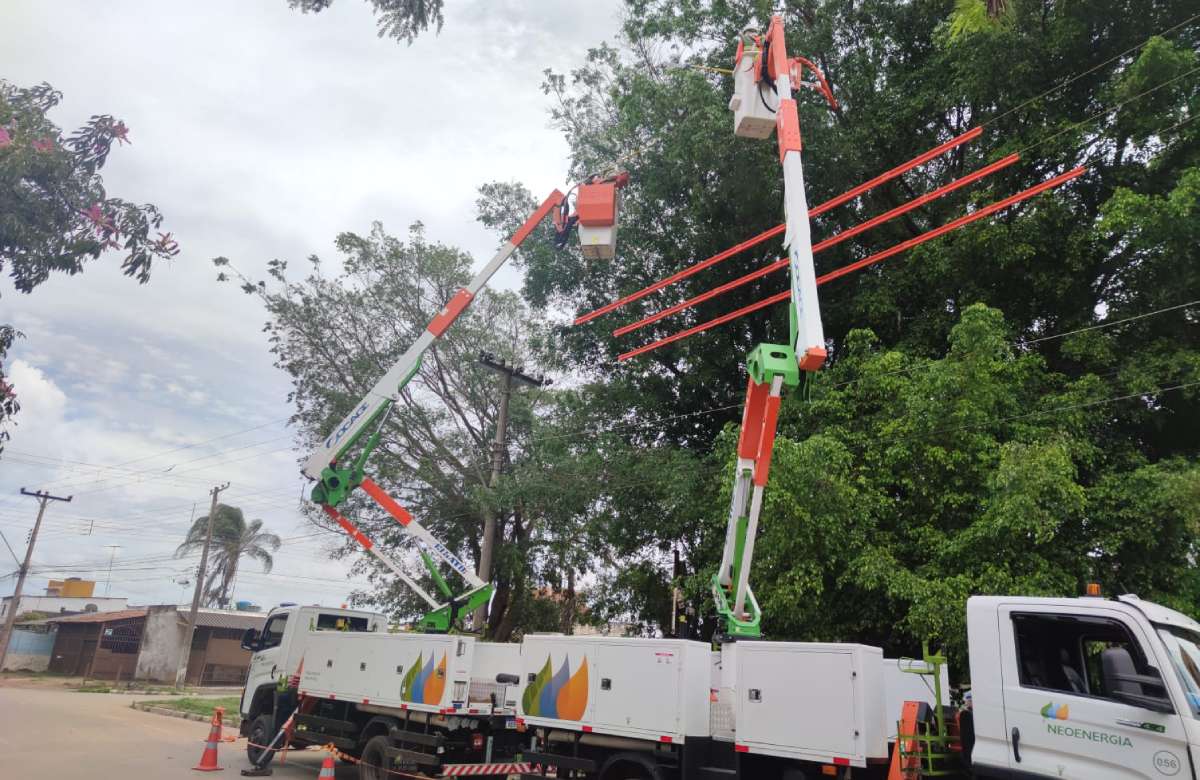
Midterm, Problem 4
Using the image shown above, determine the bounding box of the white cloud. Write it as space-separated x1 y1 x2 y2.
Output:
8 360 67 426
0 0 623 609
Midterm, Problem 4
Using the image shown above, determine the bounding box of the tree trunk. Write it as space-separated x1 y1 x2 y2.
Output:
560 568 576 635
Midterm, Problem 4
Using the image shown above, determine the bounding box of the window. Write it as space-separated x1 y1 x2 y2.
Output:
315 613 370 632
212 627 246 641
1157 626 1200 719
261 615 288 649
1012 612 1156 703
99 619 142 654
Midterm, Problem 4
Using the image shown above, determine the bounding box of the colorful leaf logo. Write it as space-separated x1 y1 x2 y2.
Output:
1040 702 1069 720
557 657 588 720
401 652 422 702
423 653 447 705
523 657 552 716
522 654 588 721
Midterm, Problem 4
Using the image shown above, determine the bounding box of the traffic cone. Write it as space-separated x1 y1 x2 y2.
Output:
193 708 225 771
317 752 336 779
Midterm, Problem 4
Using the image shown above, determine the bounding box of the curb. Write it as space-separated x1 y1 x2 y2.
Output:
132 701 242 728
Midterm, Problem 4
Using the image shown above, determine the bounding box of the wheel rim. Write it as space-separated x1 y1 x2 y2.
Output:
362 741 385 780
249 721 269 763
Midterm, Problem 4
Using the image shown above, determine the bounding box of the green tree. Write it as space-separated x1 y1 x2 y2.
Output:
679 304 1200 673
218 221 708 638
0 81 176 451
217 223 564 636
473 0 1200 651
176 504 282 608
286 0 444 43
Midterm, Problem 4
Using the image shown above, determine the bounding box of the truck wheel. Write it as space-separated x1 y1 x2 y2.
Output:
358 735 391 780
246 713 277 767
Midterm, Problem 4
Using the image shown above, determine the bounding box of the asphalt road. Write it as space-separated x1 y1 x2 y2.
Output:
0 686 356 779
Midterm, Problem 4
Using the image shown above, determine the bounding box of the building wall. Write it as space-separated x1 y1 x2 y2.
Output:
88 616 144 680
47 579 96 597
1 626 56 672
47 618 144 679
0 595 128 620
134 605 185 683
185 628 254 685
49 624 100 676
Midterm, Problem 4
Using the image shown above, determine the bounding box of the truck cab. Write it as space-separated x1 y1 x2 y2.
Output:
968 593 1200 779
238 604 383 743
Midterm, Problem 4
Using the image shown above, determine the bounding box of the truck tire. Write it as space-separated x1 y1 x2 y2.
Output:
246 713 277 767
358 734 391 780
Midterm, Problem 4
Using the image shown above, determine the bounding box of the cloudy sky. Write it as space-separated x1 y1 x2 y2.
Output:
0 0 622 610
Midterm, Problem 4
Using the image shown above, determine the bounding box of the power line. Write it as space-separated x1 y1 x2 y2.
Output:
1016 65 1200 158
980 11 1200 130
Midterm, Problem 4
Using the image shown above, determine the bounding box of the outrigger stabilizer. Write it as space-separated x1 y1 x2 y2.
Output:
303 175 629 632
577 14 1084 641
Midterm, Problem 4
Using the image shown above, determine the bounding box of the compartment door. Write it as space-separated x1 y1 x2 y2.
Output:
593 643 680 735
738 648 858 759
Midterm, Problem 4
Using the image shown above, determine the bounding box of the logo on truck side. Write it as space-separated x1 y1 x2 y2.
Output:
1040 702 1069 720
401 652 447 705
522 655 588 720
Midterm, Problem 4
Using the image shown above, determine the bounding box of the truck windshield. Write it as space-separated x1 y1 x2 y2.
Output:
1157 626 1200 718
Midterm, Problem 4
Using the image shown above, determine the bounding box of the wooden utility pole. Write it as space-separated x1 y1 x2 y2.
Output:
0 488 72 671
473 352 548 631
175 482 228 689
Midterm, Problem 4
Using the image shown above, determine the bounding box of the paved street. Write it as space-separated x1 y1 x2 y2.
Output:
0 686 355 779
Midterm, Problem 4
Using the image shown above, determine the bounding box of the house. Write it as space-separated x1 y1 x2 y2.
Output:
1 621 57 672
39 605 265 685
0 578 128 621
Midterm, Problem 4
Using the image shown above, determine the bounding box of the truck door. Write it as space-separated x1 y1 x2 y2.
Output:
996 603 1189 779
249 611 290 688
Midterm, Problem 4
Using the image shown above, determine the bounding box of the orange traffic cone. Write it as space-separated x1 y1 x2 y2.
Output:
193 707 225 772
317 752 336 779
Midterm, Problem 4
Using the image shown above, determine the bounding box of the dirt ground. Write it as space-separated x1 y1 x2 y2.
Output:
0 685 355 779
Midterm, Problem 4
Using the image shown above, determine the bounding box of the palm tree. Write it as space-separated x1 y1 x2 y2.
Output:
175 504 281 608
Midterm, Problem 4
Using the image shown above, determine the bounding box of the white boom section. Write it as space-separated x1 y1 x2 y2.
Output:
358 477 486 589
302 191 565 480
776 62 825 369
321 504 440 608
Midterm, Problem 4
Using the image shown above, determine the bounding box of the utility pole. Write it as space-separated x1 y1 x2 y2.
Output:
0 488 72 672
102 545 121 596
473 352 549 632
175 483 228 689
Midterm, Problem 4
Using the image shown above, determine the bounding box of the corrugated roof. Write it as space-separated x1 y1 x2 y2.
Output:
188 610 267 630
44 608 148 624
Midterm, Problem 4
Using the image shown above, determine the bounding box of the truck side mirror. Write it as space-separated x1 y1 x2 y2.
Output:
1101 647 1174 714
495 673 520 686
241 627 260 652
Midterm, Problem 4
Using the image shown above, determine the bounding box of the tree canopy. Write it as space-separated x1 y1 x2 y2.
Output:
0 80 176 451
286 0 444 43
176 503 282 608
235 0 1200 669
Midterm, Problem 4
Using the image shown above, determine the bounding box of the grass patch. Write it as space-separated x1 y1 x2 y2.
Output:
75 683 112 693
140 696 242 724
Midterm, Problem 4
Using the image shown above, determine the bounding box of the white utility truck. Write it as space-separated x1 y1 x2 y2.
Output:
238 604 529 777
238 592 1200 779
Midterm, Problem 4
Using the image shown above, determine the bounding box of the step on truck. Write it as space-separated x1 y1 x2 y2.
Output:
238 604 528 777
